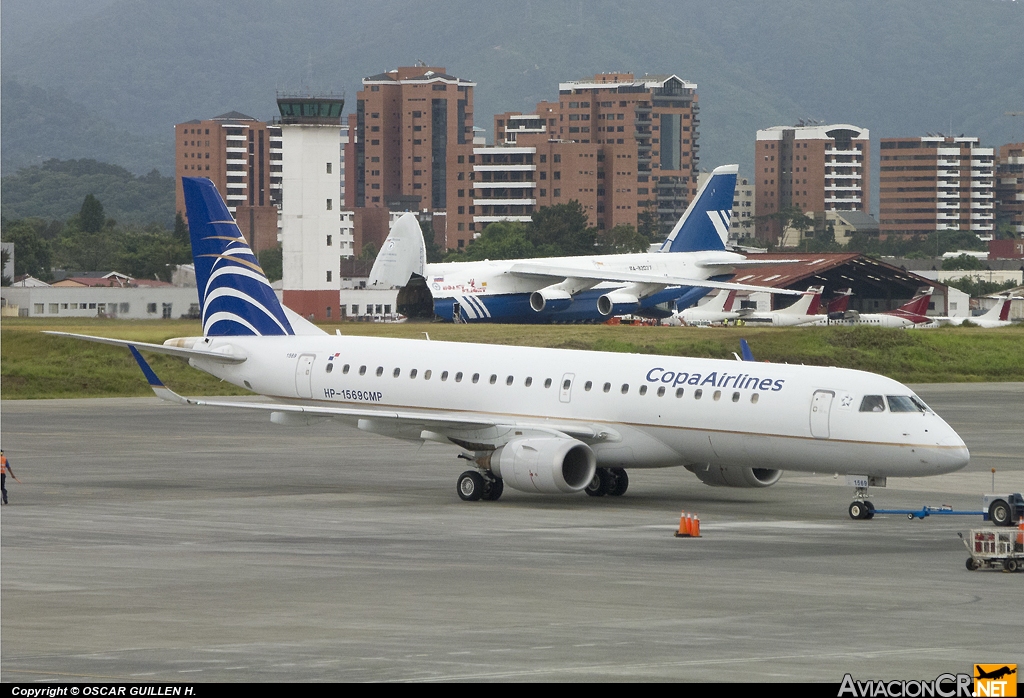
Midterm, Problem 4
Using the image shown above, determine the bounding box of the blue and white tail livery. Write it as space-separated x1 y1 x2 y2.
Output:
659 164 737 253
182 177 294 337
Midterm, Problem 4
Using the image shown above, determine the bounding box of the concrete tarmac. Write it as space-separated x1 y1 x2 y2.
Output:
1 384 1022 682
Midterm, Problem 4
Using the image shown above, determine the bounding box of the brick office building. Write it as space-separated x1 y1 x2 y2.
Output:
485 73 701 234
995 142 1024 237
174 112 281 252
878 135 994 238
348 66 476 252
754 123 870 244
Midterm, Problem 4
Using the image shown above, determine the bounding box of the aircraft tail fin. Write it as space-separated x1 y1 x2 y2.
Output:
896 287 933 317
182 177 294 337
659 164 737 253
368 212 427 289
978 295 1013 322
780 286 824 316
827 289 853 314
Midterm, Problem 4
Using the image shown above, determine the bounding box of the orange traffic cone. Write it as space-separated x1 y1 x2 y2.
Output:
675 511 701 537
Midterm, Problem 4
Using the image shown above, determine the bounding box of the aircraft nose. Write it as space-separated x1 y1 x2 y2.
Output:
935 429 970 473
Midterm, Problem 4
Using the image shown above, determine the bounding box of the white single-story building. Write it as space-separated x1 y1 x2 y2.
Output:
1 285 200 319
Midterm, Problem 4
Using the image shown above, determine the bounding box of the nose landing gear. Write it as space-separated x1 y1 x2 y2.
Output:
847 476 886 520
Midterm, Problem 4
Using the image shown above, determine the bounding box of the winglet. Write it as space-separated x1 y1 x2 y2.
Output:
739 339 755 362
128 345 190 404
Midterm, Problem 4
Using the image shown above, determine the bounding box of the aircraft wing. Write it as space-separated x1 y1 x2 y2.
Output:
507 262 801 296
44 331 247 364
698 259 802 268
126 345 613 444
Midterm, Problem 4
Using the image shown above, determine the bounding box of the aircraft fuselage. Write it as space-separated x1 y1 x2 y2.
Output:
189 334 969 479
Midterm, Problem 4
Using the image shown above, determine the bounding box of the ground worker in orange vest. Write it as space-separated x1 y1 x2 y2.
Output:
1 450 21 504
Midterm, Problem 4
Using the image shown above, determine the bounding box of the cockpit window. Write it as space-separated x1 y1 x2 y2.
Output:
910 396 932 413
887 395 924 413
859 395 886 412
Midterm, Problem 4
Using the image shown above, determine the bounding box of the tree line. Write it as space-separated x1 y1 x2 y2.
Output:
1 194 192 283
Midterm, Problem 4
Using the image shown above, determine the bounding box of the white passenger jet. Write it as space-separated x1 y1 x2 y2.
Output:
370 164 798 323
48 178 970 518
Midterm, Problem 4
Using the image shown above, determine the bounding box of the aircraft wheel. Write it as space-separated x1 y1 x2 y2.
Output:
608 468 629 497
988 499 1011 527
457 471 485 501
585 469 610 497
864 501 875 519
849 501 868 520
966 558 979 571
482 477 504 502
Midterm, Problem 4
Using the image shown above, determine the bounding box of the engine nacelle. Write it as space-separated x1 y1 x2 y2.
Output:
490 438 597 494
685 463 782 488
530 288 573 313
597 291 640 317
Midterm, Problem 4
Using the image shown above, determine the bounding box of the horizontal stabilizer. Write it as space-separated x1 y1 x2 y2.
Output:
43 331 247 364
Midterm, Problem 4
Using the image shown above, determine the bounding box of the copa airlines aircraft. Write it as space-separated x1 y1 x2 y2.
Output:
369 164 797 323
49 178 970 518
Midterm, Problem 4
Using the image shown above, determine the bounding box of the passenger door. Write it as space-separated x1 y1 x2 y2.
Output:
295 354 315 398
810 390 834 439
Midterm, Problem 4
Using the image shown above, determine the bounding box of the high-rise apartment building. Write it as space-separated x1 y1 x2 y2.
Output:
754 124 870 244
483 73 700 234
878 135 994 238
350 66 476 251
994 142 1024 236
174 112 281 251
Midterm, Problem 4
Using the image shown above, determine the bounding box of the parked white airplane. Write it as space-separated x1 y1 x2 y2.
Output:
923 295 1018 329
806 288 934 329
370 164 798 323
664 289 742 326
739 286 824 327
48 178 970 519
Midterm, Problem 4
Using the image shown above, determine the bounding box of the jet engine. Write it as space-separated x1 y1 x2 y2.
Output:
530 288 573 313
488 438 597 494
684 463 782 488
597 291 640 317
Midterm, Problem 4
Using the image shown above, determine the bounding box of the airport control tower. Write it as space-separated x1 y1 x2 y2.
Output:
278 95 351 320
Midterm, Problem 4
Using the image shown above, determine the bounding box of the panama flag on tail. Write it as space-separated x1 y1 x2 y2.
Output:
182 177 294 337
659 164 737 253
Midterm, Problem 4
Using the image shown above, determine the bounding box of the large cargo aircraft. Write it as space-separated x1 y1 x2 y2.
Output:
49 178 970 518
369 165 797 323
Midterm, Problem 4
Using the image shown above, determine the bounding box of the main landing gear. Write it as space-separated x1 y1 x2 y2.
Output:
457 470 503 502
585 467 629 497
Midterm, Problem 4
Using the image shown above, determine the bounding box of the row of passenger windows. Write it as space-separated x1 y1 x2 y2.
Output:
324 362 761 403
